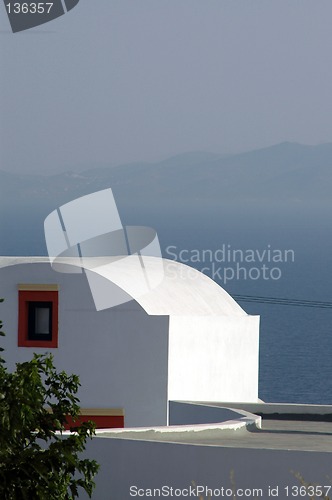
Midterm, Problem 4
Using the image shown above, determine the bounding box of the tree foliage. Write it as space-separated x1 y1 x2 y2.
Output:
0 299 99 499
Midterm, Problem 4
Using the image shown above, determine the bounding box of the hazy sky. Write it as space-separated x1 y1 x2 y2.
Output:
1 0 332 174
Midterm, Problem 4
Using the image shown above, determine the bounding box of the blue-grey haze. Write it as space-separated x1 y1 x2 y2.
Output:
2 1 332 173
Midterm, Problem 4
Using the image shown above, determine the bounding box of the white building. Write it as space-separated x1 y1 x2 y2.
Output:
0 256 260 428
3 255 329 500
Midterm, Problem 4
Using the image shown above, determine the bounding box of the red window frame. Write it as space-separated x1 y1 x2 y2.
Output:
18 289 59 348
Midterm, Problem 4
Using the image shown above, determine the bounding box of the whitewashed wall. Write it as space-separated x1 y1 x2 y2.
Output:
80 435 332 500
168 315 260 403
0 261 169 427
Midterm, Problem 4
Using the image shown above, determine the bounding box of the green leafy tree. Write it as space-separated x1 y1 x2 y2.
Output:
0 299 99 499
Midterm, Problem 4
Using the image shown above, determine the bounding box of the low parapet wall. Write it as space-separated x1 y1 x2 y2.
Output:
191 401 332 421
169 401 261 428
91 403 261 443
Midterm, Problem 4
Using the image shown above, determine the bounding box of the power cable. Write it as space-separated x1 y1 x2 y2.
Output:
233 295 332 309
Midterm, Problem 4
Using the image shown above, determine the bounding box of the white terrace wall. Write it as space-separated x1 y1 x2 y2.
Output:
0 261 169 427
81 436 332 500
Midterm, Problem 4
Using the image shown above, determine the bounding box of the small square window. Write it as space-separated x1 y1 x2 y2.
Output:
18 286 59 348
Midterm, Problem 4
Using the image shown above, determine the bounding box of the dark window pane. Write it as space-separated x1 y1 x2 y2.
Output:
28 302 53 341
35 307 50 334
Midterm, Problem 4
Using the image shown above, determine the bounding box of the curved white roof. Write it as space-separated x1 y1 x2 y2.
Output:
0 257 246 317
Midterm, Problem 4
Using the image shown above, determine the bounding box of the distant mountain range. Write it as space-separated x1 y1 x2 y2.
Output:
1 142 332 255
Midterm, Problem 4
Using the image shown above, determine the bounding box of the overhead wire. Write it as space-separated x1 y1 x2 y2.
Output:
233 295 332 309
